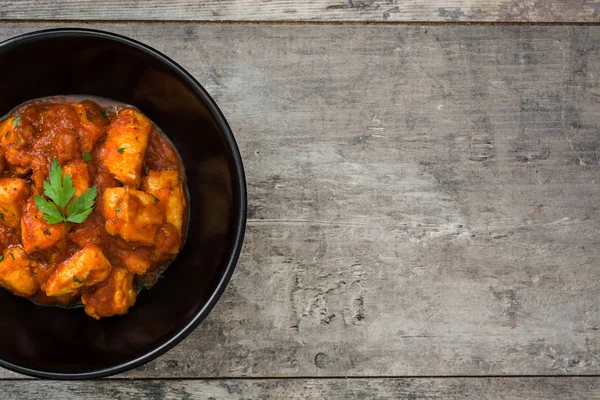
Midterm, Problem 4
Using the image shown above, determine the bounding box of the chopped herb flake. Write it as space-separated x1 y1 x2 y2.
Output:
83 152 92 162
12 116 20 126
101 109 109 118
117 147 125 154
136 281 149 290
151 194 160 203
44 229 51 235
0 255 3 262
4 131 8 138
9 253 14 260
0 213 4 220
116 206 121 212
72 275 82 283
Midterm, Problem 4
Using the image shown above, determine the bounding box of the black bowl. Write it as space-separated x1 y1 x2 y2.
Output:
0 29 246 378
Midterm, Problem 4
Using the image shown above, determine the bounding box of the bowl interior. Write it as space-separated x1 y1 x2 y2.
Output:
0 29 245 377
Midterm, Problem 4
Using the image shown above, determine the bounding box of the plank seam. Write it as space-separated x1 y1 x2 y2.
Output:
2 375 600 381
0 19 599 26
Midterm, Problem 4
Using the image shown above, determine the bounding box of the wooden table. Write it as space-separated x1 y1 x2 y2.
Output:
1 1 600 398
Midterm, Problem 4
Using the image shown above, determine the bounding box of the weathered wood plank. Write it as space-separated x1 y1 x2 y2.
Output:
1 378 599 399
0 1 599 22
0 24 599 379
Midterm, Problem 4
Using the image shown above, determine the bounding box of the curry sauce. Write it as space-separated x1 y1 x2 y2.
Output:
0 97 187 319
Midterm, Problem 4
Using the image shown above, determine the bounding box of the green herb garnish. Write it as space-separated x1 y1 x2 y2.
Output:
4 132 8 138
12 116 20 126
151 194 160 203
136 281 149 290
82 152 92 162
116 206 120 212
117 147 125 154
9 253 14 260
0 254 4 262
34 158 97 225
0 213 4 220
101 109 109 119
72 275 82 283
66 186 98 223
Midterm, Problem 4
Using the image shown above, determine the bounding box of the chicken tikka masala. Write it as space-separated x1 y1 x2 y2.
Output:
0 97 187 319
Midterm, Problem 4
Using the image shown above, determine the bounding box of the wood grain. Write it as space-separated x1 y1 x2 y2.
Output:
1 377 599 399
0 1 599 22
0 24 599 380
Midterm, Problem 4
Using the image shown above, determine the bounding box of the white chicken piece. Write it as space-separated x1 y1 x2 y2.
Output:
0 246 38 297
62 159 90 197
82 267 136 319
102 187 164 245
0 178 29 229
141 170 185 235
44 245 112 297
97 108 151 186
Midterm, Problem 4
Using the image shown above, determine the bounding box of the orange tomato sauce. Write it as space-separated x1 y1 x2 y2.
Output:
0 97 187 318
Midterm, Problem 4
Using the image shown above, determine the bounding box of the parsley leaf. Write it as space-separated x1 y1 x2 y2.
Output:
35 158 97 226
66 186 97 223
0 213 4 220
83 152 92 162
72 275 82 283
43 158 75 209
12 116 20 126
0 254 3 262
34 196 64 224
117 147 125 154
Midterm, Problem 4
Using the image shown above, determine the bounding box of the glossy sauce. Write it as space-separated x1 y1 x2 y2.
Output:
0 96 188 313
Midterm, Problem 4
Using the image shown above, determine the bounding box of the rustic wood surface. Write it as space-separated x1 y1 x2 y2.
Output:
1 23 599 380
0 377 599 399
0 0 599 22
0 11 599 400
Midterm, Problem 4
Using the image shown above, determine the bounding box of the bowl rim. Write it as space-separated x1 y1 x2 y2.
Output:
0 27 247 379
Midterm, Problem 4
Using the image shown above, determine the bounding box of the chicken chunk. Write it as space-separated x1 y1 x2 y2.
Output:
98 108 151 186
0 246 38 297
1 115 34 176
51 132 79 166
62 159 90 197
0 148 5 173
82 267 136 319
154 223 181 257
114 247 153 275
71 103 105 153
0 178 29 229
44 245 112 297
142 170 185 234
0 118 14 149
0 116 26 150
102 187 164 245
4 148 32 176
21 197 67 253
